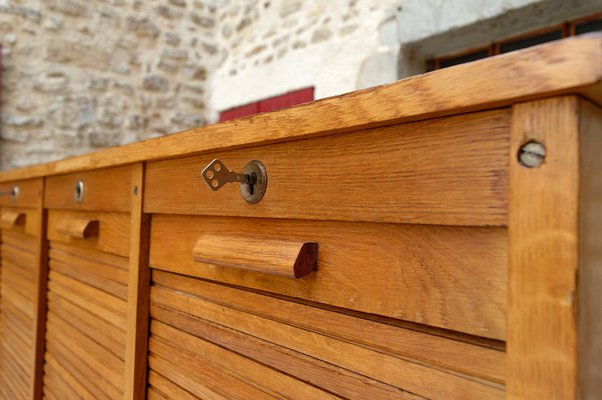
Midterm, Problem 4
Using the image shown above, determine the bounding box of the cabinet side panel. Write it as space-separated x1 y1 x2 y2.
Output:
578 99 602 400
507 96 580 399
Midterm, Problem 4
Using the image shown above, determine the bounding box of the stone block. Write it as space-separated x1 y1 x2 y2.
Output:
143 75 169 91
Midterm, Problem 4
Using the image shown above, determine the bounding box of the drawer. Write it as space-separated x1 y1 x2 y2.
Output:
47 210 130 258
145 109 510 226
45 165 134 212
148 270 505 400
1 207 40 236
150 214 507 340
0 178 43 208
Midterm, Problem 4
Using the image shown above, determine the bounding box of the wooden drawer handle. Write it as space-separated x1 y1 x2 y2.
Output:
1 210 26 229
193 234 318 279
56 217 99 239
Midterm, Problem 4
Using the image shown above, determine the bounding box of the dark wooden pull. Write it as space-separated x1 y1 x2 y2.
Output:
56 217 99 239
0 210 26 229
193 234 318 279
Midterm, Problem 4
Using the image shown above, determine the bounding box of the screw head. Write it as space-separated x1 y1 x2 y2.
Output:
518 141 546 168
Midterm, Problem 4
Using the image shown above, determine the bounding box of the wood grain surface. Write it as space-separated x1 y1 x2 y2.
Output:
124 164 151 400
0 34 600 182
43 240 129 400
193 234 318 278
149 272 504 399
0 207 39 236
153 269 505 383
44 166 133 212
145 109 510 226
150 214 507 340
577 99 602 400
0 178 43 207
507 96 580 399
48 210 130 258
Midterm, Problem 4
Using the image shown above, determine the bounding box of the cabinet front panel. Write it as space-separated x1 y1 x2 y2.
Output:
145 109 510 226
150 214 507 340
0 230 38 399
45 166 134 212
0 178 43 208
47 210 131 258
148 270 505 400
42 241 129 400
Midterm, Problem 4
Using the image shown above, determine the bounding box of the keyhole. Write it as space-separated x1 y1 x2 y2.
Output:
74 180 85 202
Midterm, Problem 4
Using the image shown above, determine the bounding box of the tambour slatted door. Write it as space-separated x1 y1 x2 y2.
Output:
0 178 45 400
143 109 510 399
41 165 147 400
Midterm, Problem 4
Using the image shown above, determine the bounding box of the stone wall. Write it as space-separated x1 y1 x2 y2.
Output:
1 0 600 170
0 0 218 170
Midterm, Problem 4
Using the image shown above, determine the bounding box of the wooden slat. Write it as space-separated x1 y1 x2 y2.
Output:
151 286 504 399
145 109 510 226
44 166 133 212
1 34 601 182
153 269 504 383
47 292 126 360
150 304 430 400
47 274 126 329
577 99 602 400
507 96 579 399
152 320 341 399
45 329 120 400
50 241 129 270
148 371 204 400
49 247 128 283
148 338 296 400
124 163 150 400
48 211 131 258
150 214 507 339
46 313 124 383
49 260 127 300
43 355 85 399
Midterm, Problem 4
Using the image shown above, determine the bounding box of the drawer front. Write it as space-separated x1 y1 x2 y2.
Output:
0 178 42 208
45 165 134 212
0 229 39 398
43 242 129 399
47 210 130 258
148 270 505 400
145 109 510 226
150 214 507 340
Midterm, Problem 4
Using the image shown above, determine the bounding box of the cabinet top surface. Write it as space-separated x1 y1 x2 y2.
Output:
1 33 601 182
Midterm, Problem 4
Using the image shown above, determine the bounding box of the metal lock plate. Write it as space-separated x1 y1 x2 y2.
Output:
0 186 19 202
201 159 268 204
74 180 85 203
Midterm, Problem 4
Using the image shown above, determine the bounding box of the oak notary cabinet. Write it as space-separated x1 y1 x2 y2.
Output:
0 34 600 400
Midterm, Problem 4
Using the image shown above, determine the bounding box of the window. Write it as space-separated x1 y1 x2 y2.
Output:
430 12 602 71
219 87 314 122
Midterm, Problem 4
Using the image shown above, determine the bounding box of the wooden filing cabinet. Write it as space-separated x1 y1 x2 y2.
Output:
0 35 599 399
40 166 146 400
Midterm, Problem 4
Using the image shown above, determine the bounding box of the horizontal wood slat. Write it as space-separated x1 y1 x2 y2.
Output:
149 273 504 400
0 231 38 398
145 109 510 226
150 214 507 339
0 34 600 182
152 269 505 383
43 240 129 400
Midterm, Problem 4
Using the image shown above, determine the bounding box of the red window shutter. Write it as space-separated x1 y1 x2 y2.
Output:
219 87 314 122
219 102 260 122
258 87 314 113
